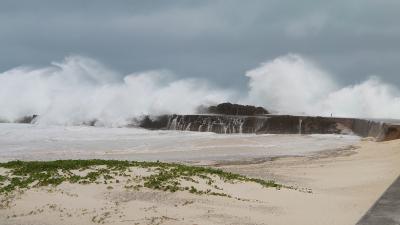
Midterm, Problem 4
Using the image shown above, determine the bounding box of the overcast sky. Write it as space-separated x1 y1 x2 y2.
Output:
1 0 400 91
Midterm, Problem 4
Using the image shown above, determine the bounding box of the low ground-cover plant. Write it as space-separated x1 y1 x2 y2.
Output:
0 160 281 195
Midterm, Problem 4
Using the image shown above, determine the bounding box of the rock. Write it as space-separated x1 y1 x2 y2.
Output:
205 102 269 116
138 115 170 129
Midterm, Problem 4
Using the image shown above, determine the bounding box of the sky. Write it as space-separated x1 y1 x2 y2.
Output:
1 0 400 91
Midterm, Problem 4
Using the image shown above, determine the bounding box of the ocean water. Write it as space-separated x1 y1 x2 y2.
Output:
0 123 360 163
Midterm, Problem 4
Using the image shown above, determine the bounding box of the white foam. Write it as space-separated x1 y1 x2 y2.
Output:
0 123 360 162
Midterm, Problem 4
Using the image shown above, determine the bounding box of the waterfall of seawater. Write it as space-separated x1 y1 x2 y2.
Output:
299 119 303 135
144 115 399 141
169 117 177 130
166 115 250 134
185 122 191 131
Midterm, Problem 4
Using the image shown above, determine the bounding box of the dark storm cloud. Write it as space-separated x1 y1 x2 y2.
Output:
1 0 400 90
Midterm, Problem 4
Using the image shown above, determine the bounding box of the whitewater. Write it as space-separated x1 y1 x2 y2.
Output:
0 123 359 163
1 54 400 126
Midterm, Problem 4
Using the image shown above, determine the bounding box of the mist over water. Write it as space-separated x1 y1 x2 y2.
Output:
1 54 400 126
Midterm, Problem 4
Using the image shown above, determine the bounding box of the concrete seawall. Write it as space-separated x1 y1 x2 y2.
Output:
139 114 400 141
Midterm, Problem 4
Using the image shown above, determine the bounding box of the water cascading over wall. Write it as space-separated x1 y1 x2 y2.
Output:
165 115 267 134
139 114 400 141
10 113 400 141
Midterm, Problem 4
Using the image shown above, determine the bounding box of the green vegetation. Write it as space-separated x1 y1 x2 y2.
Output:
0 160 281 196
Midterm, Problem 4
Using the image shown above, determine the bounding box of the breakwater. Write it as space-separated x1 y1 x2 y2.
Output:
139 114 400 141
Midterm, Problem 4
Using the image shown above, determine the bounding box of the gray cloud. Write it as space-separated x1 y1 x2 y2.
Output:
1 0 400 91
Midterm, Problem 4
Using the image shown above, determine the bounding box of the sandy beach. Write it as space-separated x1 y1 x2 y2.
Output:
0 139 399 225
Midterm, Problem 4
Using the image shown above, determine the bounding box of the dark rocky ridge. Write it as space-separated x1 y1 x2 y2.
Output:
202 102 269 116
139 114 400 142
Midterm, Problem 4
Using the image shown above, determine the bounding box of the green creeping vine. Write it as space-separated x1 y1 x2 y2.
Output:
0 160 281 195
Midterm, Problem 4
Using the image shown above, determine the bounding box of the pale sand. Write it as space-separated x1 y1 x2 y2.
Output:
1 139 399 225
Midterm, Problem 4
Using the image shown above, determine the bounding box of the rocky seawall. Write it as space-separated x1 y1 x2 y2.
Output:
139 114 400 142
7 100 400 142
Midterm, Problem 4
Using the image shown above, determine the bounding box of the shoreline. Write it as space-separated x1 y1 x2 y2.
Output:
208 144 359 167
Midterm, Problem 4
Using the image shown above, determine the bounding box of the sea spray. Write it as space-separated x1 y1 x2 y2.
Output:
2 54 400 125
0 56 232 126
245 54 400 119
